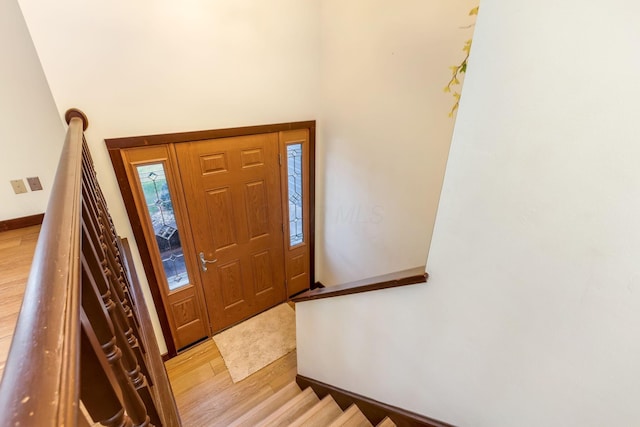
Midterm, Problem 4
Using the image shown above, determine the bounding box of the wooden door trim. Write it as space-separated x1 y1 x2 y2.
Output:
106 120 316 359
105 121 316 149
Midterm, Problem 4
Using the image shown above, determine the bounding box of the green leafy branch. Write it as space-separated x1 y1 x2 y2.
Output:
444 6 478 117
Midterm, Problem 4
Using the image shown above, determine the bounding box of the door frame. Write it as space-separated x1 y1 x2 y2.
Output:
106 120 316 359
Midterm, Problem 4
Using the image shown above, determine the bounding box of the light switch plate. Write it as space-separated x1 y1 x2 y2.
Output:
10 179 28 194
27 176 43 191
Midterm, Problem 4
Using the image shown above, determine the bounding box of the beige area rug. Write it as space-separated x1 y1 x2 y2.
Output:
213 303 296 383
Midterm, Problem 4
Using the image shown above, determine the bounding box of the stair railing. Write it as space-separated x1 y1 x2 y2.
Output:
0 109 180 426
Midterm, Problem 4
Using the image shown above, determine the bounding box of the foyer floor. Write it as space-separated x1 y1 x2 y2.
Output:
0 225 298 426
0 225 39 381
166 340 297 426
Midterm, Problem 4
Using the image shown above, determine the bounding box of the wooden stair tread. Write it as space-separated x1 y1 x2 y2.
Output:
257 387 319 427
376 416 397 427
228 382 302 427
288 394 343 427
328 404 373 427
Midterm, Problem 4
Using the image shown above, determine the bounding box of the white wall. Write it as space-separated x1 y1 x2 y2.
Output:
0 0 64 221
316 0 477 285
18 0 321 352
298 1 640 426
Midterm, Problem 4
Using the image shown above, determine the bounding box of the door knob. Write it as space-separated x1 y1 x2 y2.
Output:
199 252 217 272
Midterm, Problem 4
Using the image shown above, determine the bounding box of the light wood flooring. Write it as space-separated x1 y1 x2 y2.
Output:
165 326 298 425
0 225 40 381
0 225 298 426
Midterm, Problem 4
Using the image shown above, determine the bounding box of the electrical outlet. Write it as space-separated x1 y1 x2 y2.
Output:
10 179 28 194
27 176 43 191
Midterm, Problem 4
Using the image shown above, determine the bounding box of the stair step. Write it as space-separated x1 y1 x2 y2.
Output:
376 416 397 427
328 404 373 427
256 387 319 427
288 394 344 427
228 382 302 427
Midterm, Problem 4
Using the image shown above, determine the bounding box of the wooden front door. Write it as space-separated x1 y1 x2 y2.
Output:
175 133 287 332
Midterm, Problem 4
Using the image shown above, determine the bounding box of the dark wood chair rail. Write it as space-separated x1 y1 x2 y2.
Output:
291 266 428 303
0 109 180 426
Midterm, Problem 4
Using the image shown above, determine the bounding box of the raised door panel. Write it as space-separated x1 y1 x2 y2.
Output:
241 148 265 168
244 180 270 240
251 250 276 296
205 187 238 251
200 153 228 175
170 288 207 348
217 260 245 309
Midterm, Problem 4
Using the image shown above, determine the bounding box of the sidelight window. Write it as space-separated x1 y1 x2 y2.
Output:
286 143 304 246
136 163 190 291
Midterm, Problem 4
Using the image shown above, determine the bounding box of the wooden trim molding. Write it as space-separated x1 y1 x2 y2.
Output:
291 266 427 303
105 121 316 149
0 213 45 232
308 127 316 287
296 375 455 427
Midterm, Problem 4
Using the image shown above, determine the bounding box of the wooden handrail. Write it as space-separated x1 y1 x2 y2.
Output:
291 266 428 303
0 111 85 426
0 109 180 426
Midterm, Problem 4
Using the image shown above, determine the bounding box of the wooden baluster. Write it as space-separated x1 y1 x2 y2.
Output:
80 312 133 427
81 152 149 367
81 251 152 427
81 198 148 356
82 143 120 253
81 144 127 274
82 160 141 326
81 155 128 287
82 223 144 384
83 141 120 240
104 237 139 325
81 183 150 386
80 141 158 419
119 238 183 426
106 252 149 359
83 224 161 426
82 176 145 352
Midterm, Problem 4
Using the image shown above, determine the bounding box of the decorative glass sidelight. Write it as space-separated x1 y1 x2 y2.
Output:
287 143 304 246
136 163 190 291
